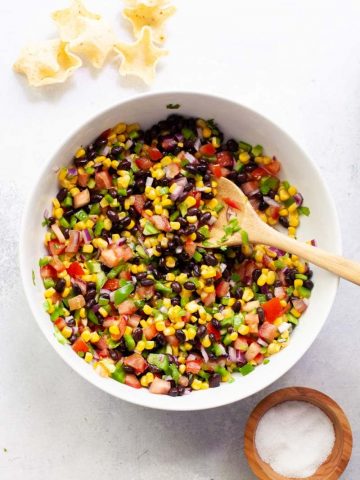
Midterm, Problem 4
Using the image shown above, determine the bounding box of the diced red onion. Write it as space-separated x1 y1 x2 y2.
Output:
81 229 92 244
311 239 318 247
194 138 201 151
170 177 188 201
145 177 154 187
125 139 133 149
274 286 286 299
200 345 209 363
216 343 227 356
51 223 66 243
184 152 196 164
174 133 184 142
264 196 281 207
292 298 308 313
220 263 227 272
226 206 237 221
43 208 49 219
71 278 87 295
293 193 304 206
116 237 127 246
67 168 77 177
257 338 268 347
228 347 246 364
278 322 291 333
260 285 271 295
110 291 115 303
162 137 177 151
268 246 285 257
100 145 111 156
196 128 202 138
208 215 217 225
65 230 80 253
175 246 183 254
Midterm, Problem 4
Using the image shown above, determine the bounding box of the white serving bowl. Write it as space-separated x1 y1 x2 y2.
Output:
20 92 341 411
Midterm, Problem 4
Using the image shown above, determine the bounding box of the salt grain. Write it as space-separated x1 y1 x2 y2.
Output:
255 401 335 478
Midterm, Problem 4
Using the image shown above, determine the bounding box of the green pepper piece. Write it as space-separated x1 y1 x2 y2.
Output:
238 141 252 152
181 127 194 140
134 142 143 154
86 260 101 273
239 363 255 376
143 221 160 236
124 334 136 351
298 286 311 299
198 225 210 239
75 209 88 221
87 308 100 325
193 250 203 262
233 313 244 330
89 203 101 215
168 363 180 382
251 144 263 156
114 282 135 306
107 264 126 279
148 353 170 372
128 130 139 140
39 257 51 267
170 210 179 221
94 220 104 237
111 365 126 383
287 313 298 325
118 188 127 196
155 281 173 295
62 195 73 208
96 271 107 291
213 343 225 357
43 278 55 289
298 206 310 216
59 217 70 229
50 306 65 322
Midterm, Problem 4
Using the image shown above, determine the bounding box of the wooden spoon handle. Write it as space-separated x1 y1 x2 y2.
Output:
260 228 360 285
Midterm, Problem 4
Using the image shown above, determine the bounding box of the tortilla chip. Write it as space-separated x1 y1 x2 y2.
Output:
114 26 168 84
123 1 176 44
52 0 116 68
13 40 82 87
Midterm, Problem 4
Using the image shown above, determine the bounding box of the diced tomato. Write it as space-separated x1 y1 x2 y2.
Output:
136 285 155 299
72 337 89 353
127 314 141 328
223 197 241 210
241 181 259 197
68 294 85 311
67 262 84 277
199 143 216 156
245 342 262 362
262 297 283 323
100 244 133 268
51 292 62 304
124 353 148 374
209 164 230 178
54 317 66 330
216 151 234 167
167 335 179 347
133 194 145 214
117 300 137 315
207 322 221 341
148 147 163 161
165 163 180 179
292 298 308 314
150 215 171 232
40 264 57 278
263 159 281 175
215 280 230 297
149 377 171 394
143 323 158 340
184 240 196 257
267 205 280 220
202 292 216 307
48 240 65 256
234 336 249 351
186 360 202 374
181 311 192 323
259 322 277 343
274 286 286 299
65 230 81 254
104 316 127 340
245 313 259 333
189 191 201 207
95 170 112 189
125 374 141 389
77 173 89 187
120 269 132 281
136 157 153 170
250 167 269 180
73 189 90 209
235 259 257 285
254 353 264 365
103 279 120 291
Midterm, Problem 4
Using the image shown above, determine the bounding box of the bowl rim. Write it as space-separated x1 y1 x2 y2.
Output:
19 91 341 411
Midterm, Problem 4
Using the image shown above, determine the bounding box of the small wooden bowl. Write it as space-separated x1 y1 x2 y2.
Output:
244 387 352 480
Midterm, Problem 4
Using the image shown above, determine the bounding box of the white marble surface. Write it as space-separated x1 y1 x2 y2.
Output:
1 0 359 478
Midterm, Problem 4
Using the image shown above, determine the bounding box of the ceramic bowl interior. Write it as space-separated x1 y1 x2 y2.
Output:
20 92 341 411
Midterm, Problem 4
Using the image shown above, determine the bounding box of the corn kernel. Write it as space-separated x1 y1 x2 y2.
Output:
44 288 55 298
179 364 186 374
82 244 94 253
200 382 209 390
62 326 73 338
54 208 64 219
203 127 212 138
84 352 93 363
288 202 298 213
186 215 197 224
173 321 185 330
79 307 86 319
239 152 250 164
201 335 211 348
279 208 288 216
165 256 176 268
267 343 281 355
61 287 71 298
186 327 197 340
257 274 267 287
294 279 303 288
229 332 238 342
90 332 100 343
109 325 120 336
135 340 146 352
81 330 91 342
266 271 276 285
164 326 175 336
238 324 250 335
155 321 165 331
242 287 254 302
288 226 296 236
184 196 196 208
192 379 203 390
145 341 155 349
185 301 199 314
290 308 301 318
288 186 297 196
143 305 153 316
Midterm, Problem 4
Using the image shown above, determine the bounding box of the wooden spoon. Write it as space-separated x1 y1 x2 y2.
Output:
203 177 360 285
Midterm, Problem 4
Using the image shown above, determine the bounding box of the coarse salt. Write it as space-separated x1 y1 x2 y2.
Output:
255 401 335 478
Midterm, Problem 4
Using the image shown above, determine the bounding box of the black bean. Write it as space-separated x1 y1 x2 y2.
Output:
132 327 143 343
233 300 242 313
307 269 313 279
69 334 77 344
199 212 212 226
236 173 248 185
66 316 75 326
235 287 244 299
266 293 274 300
175 330 186 343
94 137 107 149
100 293 110 301
303 280 314 290
87 282 96 291
197 325 206 338
279 216 289 228
109 350 121 361
177 386 185 396
178 217 187 227
259 200 268 211
201 192 214 200
123 365 135 374
120 216 131 227
107 210 119 223
211 318 221 330
109 188 118 198
257 307 265 323
196 232 205 242
55 278 66 293
184 281 195 291
187 207 200 217
74 157 88 168
252 268 262 283
226 139 238 152
171 281 182 294
85 290 96 301
154 333 166 347
184 225 196 235
148 364 161 374
193 265 200 277
111 146 122 157
56 188 68 203
47 216 56 226
141 278 155 287
171 297 180 306
222 268 230 281
209 373 221 388
244 162 257 172
168 387 179 397
72 284 82 295
90 193 103 203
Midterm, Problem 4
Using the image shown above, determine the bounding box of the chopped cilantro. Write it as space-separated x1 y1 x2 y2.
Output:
166 103 180 109
32 270 36 286
260 176 279 195
298 206 310 216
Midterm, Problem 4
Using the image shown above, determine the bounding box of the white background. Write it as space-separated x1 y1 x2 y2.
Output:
1 0 360 478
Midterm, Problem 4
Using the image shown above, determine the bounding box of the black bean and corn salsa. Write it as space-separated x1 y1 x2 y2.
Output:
40 114 314 396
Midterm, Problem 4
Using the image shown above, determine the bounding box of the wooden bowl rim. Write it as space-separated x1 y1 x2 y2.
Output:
244 386 353 480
